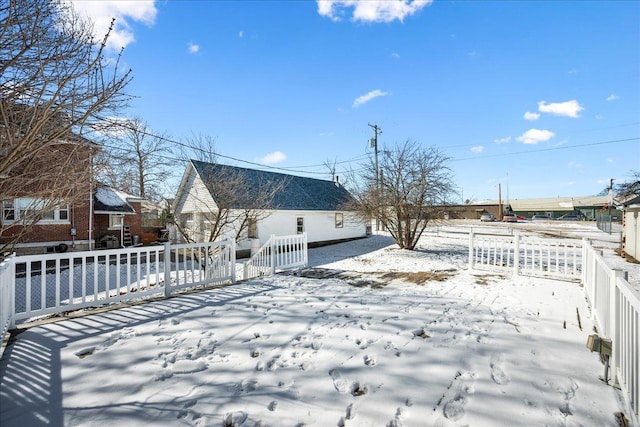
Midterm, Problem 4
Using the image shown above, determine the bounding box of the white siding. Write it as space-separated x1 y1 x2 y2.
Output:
247 210 366 248
624 208 640 261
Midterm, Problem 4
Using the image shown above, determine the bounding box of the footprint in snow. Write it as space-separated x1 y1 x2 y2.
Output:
490 354 510 385
439 371 477 422
329 369 349 393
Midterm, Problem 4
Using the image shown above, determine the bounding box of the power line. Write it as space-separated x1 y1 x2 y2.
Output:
86 115 369 177
451 136 639 162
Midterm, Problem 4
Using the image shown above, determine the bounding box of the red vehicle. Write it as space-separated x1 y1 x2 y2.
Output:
502 214 518 223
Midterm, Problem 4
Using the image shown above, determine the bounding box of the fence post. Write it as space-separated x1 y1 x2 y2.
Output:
9 254 16 330
608 268 625 386
581 238 588 286
270 234 276 275
230 239 236 284
468 231 475 270
303 232 308 267
164 241 172 298
513 232 521 276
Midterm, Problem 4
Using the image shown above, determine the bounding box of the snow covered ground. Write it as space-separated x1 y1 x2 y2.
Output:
1 220 637 426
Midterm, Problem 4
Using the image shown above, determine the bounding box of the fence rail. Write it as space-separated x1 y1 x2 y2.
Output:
469 232 582 280
0 255 15 345
1 234 309 357
9 240 236 324
582 239 639 424
243 233 308 280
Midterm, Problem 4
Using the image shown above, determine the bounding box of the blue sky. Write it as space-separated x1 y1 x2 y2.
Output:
70 0 639 202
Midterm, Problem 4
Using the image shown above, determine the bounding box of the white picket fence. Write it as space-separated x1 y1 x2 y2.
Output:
582 239 639 424
468 232 582 280
243 233 308 280
469 232 638 424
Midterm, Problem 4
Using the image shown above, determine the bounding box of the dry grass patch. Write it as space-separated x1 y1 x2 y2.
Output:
381 270 456 285
473 273 506 285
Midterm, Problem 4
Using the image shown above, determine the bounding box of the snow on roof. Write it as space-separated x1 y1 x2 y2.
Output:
93 185 137 214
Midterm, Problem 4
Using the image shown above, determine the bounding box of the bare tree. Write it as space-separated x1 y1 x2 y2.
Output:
351 140 456 250
0 0 131 250
615 170 640 198
95 117 173 201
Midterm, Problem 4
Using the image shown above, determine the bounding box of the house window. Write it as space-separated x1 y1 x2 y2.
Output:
335 213 344 228
296 217 304 234
248 219 258 238
2 198 70 224
181 213 193 226
109 214 124 229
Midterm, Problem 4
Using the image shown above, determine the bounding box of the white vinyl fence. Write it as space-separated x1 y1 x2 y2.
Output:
243 233 308 280
9 240 235 324
582 239 639 425
0 235 309 356
0 255 15 346
468 232 582 280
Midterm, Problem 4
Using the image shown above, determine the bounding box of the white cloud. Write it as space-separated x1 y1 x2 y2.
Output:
352 89 389 108
69 1 157 51
470 146 484 153
606 94 620 101
607 158 614 163
523 112 540 121
391 52 400 59
317 0 432 23
258 151 287 165
516 129 555 145
239 31 244 38
188 42 200 54
494 136 511 144
537 100 584 118
595 114 605 120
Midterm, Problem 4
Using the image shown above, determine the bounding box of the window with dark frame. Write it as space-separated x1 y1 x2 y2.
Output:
296 217 304 234
335 212 344 228
248 218 258 238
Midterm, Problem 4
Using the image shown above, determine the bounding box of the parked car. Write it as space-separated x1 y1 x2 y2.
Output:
480 213 496 222
558 214 580 221
531 215 553 221
502 214 518 223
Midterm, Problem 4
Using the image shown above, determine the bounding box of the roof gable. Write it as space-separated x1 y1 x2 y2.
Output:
190 160 355 211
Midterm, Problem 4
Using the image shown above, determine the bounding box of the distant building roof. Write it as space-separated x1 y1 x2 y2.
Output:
473 195 610 211
190 160 355 211
93 185 145 214
621 195 640 208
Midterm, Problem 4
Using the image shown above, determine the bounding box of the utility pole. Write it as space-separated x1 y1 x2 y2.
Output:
608 178 615 217
368 123 381 231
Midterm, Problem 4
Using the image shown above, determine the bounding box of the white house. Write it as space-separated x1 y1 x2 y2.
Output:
172 160 367 253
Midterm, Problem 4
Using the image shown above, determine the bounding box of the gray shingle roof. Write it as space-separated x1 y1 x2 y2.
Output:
191 160 355 211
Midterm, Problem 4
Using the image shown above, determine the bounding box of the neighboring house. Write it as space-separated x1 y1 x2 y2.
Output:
0 134 95 255
93 184 146 248
172 160 366 253
621 195 640 261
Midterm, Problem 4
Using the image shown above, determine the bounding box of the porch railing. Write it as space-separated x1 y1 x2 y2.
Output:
3 240 235 329
243 233 308 280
